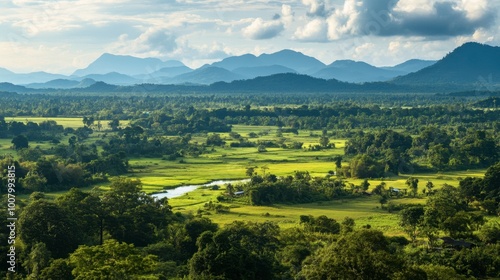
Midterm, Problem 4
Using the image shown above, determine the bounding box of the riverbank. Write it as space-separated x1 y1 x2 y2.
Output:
151 179 249 199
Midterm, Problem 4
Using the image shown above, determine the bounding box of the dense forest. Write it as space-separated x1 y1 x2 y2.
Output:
0 91 499 279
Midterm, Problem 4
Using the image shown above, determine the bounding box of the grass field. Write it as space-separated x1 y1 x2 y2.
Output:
167 167 490 235
169 184 413 235
4 117 130 129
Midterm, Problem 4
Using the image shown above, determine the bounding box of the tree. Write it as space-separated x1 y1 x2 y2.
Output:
298 229 404 279
478 222 500 244
349 154 384 178
442 211 478 239
245 167 255 177
428 144 451 170
319 134 329 148
257 144 267 153
360 179 370 191
176 217 219 261
69 239 159 279
300 215 341 234
379 194 389 208
20 172 47 192
23 242 51 279
400 206 425 243
482 162 500 201
419 265 468 280
423 185 469 243
372 182 386 195
82 116 94 127
206 133 225 146
333 156 342 170
102 177 173 246
406 177 419 197
458 177 483 203
189 221 281 280
18 200 82 258
341 217 355 234
39 259 73 280
425 181 435 196
17 147 43 162
57 188 104 245
11 134 28 150
108 119 120 131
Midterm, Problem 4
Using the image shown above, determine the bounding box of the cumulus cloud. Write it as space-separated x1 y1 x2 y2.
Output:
302 0 333 18
140 28 178 53
326 0 497 39
113 27 178 56
294 19 328 42
243 18 284 39
242 4 294 40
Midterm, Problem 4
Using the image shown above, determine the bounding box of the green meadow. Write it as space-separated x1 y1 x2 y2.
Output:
4 117 130 129
167 168 489 235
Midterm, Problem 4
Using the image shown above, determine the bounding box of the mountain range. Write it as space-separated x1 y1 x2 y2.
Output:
0 42 499 92
0 48 436 87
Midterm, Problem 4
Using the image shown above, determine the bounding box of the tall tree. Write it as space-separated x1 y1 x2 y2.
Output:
406 177 419 197
69 239 158 279
400 206 425 243
19 200 82 258
11 134 28 150
102 177 173 246
189 221 281 280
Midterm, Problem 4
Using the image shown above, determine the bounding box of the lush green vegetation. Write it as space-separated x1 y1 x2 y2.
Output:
1 91 499 279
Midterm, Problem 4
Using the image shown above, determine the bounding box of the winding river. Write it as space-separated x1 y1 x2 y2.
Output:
151 179 250 199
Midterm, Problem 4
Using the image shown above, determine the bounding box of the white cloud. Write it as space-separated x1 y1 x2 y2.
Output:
324 0 497 39
302 0 333 18
111 27 178 57
294 19 328 42
281 4 294 27
243 18 284 40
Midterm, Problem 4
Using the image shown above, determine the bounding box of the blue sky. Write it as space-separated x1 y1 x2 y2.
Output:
0 0 498 74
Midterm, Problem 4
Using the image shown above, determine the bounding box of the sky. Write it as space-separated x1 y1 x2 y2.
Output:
0 0 499 74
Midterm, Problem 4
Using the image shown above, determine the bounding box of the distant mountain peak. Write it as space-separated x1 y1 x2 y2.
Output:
393 41 500 85
73 53 186 77
212 49 325 74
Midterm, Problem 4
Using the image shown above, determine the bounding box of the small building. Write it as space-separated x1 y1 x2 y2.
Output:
234 191 245 196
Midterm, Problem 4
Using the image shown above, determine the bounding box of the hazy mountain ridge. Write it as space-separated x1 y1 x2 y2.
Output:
161 67 246 85
72 53 185 76
0 49 439 86
232 65 297 79
382 59 437 73
0 42 498 90
0 70 67 85
211 50 325 75
312 60 403 83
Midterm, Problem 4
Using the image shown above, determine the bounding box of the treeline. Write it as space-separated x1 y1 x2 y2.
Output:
0 118 63 142
205 104 500 131
343 127 499 177
243 171 349 205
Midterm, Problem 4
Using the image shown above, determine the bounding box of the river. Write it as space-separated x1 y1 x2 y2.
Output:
151 179 250 199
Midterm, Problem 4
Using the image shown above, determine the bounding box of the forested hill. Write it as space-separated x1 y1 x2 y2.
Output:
0 73 428 94
209 73 409 93
393 42 500 86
